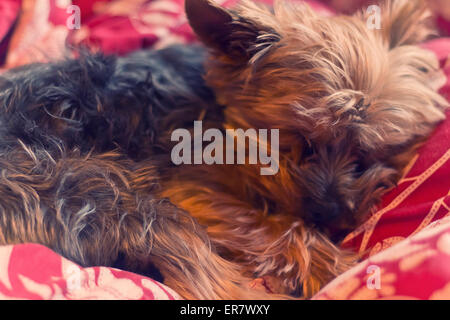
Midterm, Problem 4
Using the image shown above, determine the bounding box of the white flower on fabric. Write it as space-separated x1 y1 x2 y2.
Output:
0 245 13 291
65 267 144 300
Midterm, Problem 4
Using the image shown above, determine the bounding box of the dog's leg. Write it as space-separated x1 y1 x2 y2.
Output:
120 198 290 299
162 183 357 297
0 145 282 300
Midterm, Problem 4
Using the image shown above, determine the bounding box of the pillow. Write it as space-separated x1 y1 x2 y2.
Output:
0 243 180 300
313 217 450 300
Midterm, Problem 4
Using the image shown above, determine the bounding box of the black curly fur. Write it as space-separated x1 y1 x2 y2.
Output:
0 45 222 156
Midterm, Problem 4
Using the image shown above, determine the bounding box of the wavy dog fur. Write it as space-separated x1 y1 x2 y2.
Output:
0 0 447 299
0 45 287 299
163 0 448 296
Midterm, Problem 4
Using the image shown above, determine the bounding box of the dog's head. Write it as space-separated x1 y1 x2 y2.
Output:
186 0 447 235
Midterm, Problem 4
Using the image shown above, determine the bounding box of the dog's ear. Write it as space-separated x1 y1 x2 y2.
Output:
378 0 433 48
185 0 278 60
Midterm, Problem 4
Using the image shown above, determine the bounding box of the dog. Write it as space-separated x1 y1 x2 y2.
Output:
0 0 446 299
162 0 448 297
0 45 285 300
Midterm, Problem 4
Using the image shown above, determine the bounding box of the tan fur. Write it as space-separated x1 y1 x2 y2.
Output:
162 0 448 297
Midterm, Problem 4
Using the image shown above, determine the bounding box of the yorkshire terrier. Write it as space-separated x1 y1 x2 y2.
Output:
163 0 448 296
0 0 447 299
0 46 273 300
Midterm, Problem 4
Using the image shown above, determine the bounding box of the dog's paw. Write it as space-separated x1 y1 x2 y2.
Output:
249 276 288 294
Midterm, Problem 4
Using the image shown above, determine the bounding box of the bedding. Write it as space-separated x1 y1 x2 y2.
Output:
314 217 450 300
0 0 448 300
0 243 180 299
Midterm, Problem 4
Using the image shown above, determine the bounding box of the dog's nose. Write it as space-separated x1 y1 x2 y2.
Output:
303 198 341 227
302 197 358 241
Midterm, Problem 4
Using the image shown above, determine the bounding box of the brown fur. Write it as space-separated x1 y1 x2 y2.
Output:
162 0 448 297
0 45 287 299
0 141 291 299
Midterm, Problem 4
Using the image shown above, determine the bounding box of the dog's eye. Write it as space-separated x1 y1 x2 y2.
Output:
302 143 314 157
354 161 366 177
376 182 390 190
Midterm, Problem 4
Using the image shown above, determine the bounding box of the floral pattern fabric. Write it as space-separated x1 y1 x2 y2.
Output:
314 217 450 300
0 243 180 300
